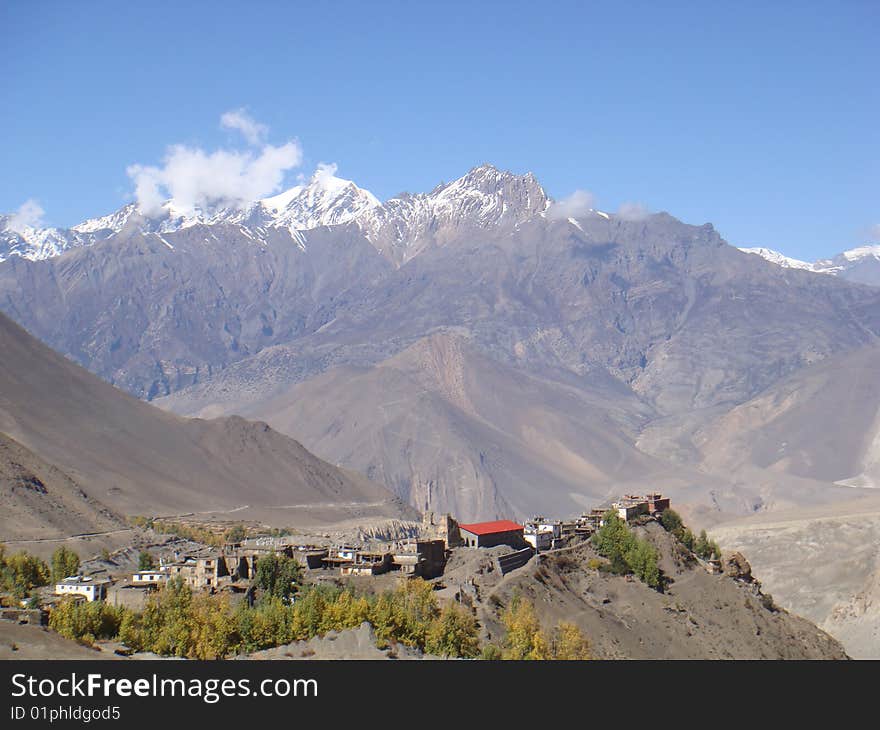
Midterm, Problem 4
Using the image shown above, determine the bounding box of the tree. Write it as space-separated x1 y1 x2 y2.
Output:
2 551 50 598
695 530 712 559
49 598 125 645
592 512 636 569
190 593 241 659
659 509 684 534
137 552 155 571
551 621 591 660
51 546 80 583
425 603 481 658
592 513 661 589
501 598 550 660
626 540 660 588
254 553 303 603
143 577 195 657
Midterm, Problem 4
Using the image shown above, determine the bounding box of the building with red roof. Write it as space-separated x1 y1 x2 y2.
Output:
458 519 525 549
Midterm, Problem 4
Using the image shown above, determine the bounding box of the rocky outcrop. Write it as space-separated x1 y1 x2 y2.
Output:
723 552 754 582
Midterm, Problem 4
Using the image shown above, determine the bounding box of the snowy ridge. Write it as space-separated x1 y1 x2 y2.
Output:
15 164 871 281
739 247 815 271
740 245 880 286
1 164 550 264
356 164 550 262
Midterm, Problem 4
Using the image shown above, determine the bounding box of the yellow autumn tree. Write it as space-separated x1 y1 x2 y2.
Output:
425 602 481 658
501 598 551 660
551 621 590 660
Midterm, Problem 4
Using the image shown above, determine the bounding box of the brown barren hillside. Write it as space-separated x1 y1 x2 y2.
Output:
469 522 848 659
0 312 412 536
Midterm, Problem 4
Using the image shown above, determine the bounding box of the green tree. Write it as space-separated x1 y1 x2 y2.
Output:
695 530 712 559
659 509 683 534
592 512 635 567
137 552 155 571
626 540 660 588
254 553 302 603
592 512 661 589
51 546 80 583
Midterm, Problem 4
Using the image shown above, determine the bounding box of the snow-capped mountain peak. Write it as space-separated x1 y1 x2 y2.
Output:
355 164 550 263
259 170 381 231
839 244 880 263
739 247 815 271
740 244 880 287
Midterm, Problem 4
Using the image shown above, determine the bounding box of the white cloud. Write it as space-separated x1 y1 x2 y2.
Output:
547 189 595 220
220 108 268 146
617 201 650 221
6 199 45 233
314 161 338 183
312 162 345 191
868 223 880 242
127 111 303 216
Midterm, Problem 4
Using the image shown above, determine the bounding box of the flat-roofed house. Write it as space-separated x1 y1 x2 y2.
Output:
55 576 109 602
523 528 553 551
132 570 168 586
645 493 671 515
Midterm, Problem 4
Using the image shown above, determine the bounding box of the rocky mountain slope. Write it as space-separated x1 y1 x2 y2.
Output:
0 311 411 536
452 521 847 659
696 344 880 489
221 332 690 521
711 496 880 659
0 432 125 541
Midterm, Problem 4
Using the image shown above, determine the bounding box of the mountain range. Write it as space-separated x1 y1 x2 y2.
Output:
2 163 880 524
4 162 880 655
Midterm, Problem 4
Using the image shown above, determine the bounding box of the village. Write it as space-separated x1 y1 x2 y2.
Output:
17 493 674 617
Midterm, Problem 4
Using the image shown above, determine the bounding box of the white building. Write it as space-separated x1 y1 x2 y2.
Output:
132 570 168 585
55 576 109 602
524 529 553 551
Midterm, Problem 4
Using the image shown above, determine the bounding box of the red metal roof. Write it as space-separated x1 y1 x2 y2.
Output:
458 520 524 536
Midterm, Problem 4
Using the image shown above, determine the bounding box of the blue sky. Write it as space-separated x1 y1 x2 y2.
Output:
2 0 877 260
